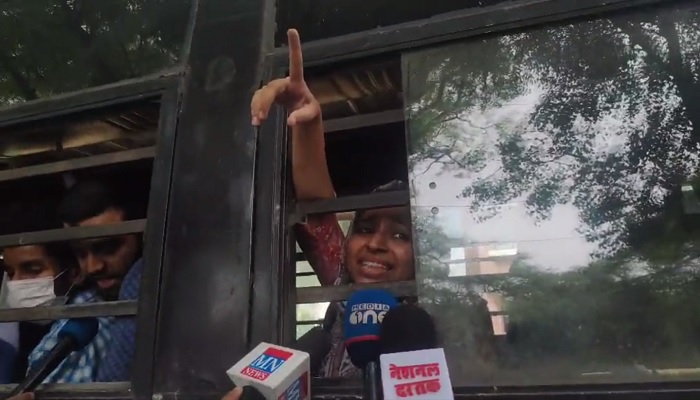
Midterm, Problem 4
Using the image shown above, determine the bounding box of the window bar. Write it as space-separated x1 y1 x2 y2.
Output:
0 146 156 183
0 382 132 398
296 280 416 304
323 109 404 133
0 300 137 323
0 219 146 247
296 319 325 326
291 190 409 223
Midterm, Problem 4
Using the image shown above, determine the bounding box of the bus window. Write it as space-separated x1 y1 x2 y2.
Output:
0 98 160 388
403 2 700 386
268 52 413 376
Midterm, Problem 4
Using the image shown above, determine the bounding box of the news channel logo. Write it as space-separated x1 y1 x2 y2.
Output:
349 302 391 325
277 372 309 400
240 347 293 381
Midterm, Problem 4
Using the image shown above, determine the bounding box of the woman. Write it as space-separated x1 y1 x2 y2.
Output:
252 29 415 377
0 203 111 383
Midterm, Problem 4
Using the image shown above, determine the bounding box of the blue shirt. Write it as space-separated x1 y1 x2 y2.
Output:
96 258 143 382
27 291 112 383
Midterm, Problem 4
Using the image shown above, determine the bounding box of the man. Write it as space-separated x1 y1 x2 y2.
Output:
0 203 110 384
57 180 146 382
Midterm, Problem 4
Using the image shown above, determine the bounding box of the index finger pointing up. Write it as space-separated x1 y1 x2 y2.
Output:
288 29 304 82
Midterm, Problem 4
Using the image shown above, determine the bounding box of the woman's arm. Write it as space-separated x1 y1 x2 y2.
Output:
295 214 345 286
251 29 334 201
252 29 342 285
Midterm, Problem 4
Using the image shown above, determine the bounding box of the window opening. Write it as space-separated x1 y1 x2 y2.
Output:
0 97 161 389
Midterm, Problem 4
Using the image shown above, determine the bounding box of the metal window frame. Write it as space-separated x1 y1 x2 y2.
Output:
0 147 156 184
0 220 147 247
0 72 182 400
249 63 292 347
264 0 700 398
296 281 417 304
266 0 685 67
130 81 184 399
0 301 137 322
0 382 132 399
0 70 182 127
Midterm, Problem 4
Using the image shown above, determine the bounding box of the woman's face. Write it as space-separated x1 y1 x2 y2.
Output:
345 207 415 284
2 245 61 281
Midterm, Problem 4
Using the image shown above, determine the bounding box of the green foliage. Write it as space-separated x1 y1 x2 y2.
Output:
405 5 700 382
0 0 191 106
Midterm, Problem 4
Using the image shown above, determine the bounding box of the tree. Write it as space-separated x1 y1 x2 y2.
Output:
411 210 500 383
0 0 191 106
405 5 700 262
404 5 700 382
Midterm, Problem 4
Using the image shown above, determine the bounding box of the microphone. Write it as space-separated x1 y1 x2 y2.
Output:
9 318 98 396
226 327 332 399
343 289 399 400
377 305 454 400
290 327 332 376
379 304 437 354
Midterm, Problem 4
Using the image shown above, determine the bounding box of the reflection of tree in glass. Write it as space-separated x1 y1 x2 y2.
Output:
0 0 191 106
491 255 700 374
406 6 700 383
405 7 700 261
412 210 499 381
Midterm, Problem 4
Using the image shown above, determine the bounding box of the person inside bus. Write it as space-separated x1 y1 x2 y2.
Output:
251 29 415 378
1 204 112 383
56 179 144 382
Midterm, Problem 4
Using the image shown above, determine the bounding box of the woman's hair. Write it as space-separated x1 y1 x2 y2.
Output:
352 180 409 222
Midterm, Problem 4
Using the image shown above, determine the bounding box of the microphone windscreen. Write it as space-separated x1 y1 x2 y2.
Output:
291 326 332 375
343 289 398 368
379 304 438 354
57 318 99 349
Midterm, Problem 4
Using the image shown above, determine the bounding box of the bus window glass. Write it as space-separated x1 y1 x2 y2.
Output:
0 0 192 108
403 4 700 385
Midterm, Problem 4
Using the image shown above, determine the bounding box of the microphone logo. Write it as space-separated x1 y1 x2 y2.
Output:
240 347 293 381
277 371 309 400
349 302 391 325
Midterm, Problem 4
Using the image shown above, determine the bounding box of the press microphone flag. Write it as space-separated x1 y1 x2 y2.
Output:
343 288 398 367
344 289 399 400
380 349 453 400
378 304 453 400
227 342 311 400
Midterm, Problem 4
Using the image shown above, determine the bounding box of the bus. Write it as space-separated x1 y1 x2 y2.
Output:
0 0 699 399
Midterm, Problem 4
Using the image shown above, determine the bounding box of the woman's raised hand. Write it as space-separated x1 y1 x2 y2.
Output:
251 29 321 127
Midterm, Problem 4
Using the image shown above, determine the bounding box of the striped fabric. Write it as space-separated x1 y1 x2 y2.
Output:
95 258 143 382
26 291 112 383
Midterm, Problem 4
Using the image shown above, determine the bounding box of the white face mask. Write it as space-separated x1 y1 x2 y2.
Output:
5 270 65 309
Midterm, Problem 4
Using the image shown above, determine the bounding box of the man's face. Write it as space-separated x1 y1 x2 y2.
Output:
68 208 140 300
2 245 61 281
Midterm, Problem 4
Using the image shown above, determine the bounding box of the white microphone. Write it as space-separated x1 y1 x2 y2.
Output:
227 342 310 400
378 304 454 400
